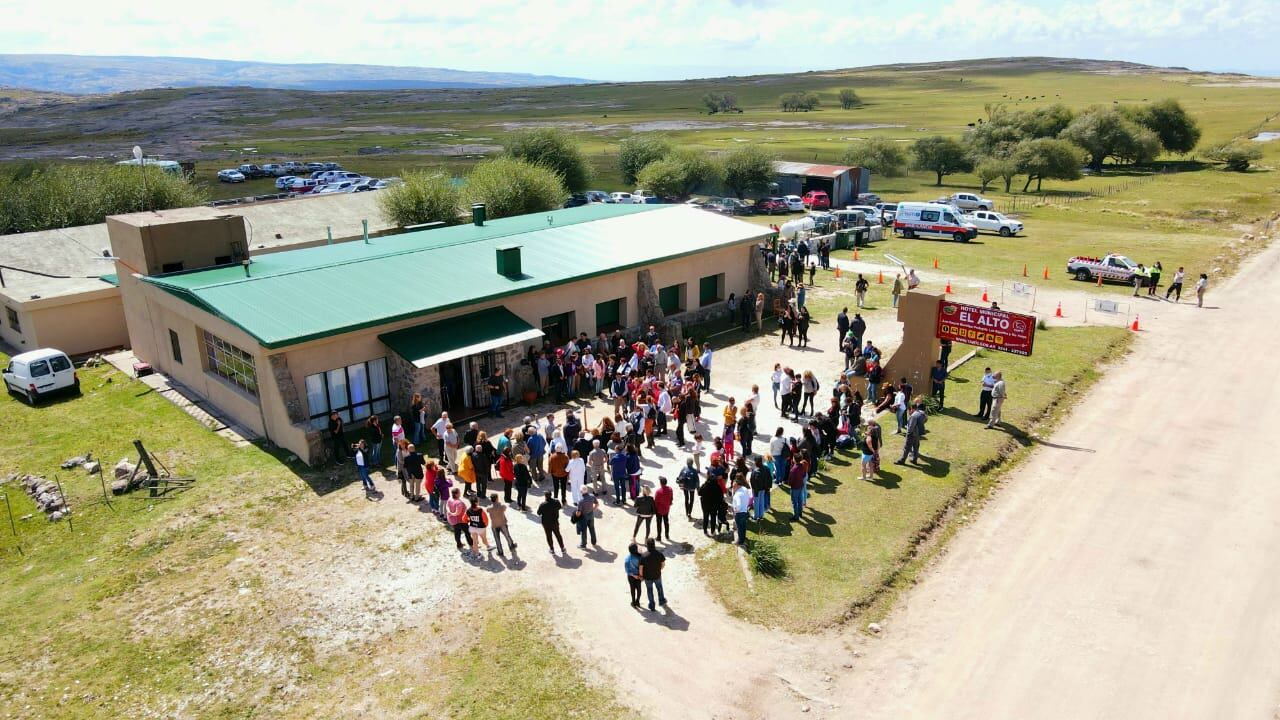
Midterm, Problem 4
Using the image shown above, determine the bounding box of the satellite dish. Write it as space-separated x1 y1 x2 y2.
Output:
132 145 143 162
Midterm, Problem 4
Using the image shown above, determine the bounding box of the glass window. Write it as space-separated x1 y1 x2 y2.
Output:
169 329 183 364
5 307 18 331
595 298 623 334
49 356 71 372
201 330 258 396
305 357 392 430
920 210 940 222
30 360 50 377
943 213 957 223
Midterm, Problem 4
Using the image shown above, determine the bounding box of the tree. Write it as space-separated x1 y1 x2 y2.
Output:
1203 142 1263 172
1014 103 1076 139
779 92 820 112
1127 99 1201 155
912 136 973 186
721 145 776 199
618 135 672 185
1059 107 1159 172
463 157 567 219
1012 138 1084 192
842 137 908 177
667 148 721 197
635 157 686 199
0 163 206 236
503 127 590 192
975 158 1017 193
378 170 464 227
838 88 862 110
702 91 739 114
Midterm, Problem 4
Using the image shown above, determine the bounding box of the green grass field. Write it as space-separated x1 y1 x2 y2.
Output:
697 325 1132 631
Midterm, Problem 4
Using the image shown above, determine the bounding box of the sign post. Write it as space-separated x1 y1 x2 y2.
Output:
935 299 1036 356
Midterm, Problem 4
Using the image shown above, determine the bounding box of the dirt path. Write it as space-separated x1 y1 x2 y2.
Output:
817 239 1280 719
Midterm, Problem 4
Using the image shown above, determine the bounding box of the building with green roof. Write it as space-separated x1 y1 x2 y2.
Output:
108 202 773 464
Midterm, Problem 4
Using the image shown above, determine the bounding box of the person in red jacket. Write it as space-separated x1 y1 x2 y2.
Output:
654 476 674 542
497 452 516 504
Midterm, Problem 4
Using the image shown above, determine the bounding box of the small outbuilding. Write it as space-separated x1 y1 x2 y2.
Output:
772 161 870 207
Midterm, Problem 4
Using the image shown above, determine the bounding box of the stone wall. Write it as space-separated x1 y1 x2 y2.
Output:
636 269 665 330
269 354 307 425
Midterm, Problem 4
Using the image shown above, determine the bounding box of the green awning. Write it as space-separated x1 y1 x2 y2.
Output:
378 306 543 369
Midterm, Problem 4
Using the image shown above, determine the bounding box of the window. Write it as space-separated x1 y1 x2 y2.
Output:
920 210 940 222
201 330 259 396
161 261 184 274
943 213 957 224
540 312 574 346
48 356 71 372
594 298 625 334
699 273 724 307
169 329 183 364
214 255 232 266
304 357 390 429
4 306 18 331
659 284 685 316
30 360 50 377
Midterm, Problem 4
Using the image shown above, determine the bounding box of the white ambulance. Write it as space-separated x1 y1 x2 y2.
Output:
892 201 978 242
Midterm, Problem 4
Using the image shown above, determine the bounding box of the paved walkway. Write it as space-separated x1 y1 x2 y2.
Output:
103 350 258 447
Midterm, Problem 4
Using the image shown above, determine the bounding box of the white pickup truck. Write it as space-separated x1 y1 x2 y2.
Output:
1066 254 1138 283
966 210 1023 237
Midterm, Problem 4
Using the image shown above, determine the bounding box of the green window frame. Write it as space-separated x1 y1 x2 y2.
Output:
659 284 684 316
699 274 724 307
595 298 624 334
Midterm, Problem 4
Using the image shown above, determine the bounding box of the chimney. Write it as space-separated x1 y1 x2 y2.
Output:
472 203 486 227
495 245 521 278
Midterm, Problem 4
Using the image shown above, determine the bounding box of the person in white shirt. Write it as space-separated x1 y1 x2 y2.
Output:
1165 266 1185 302
770 364 784 408
567 451 587 505
985 372 1007 429
551 429 568 455
779 371 795 417
1195 273 1208 308
747 385 761 417
430 412 450 461
657 385 673 436
442 423 460 471
731 479 753 545
892 387 908 434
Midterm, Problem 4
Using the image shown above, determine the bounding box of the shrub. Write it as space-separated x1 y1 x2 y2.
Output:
779 92 820 112
702 91 740 114
838 88 862 110
618 135 673 185
464 157 568 219
1203 142 1263 172
843 138 907 178
749 539 788 578
378 170 464 227
0 163 206 235
503 127 590 192
721 144 776 199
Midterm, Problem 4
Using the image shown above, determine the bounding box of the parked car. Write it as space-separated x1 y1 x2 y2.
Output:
217 169 246 183
893 201 977 242
802 190 831 210
1066 254 1138 283
283 161 307 174
610 191 639 204
261 163 288 177
949 192 994 211
286 178 319 194
238 164 268 179
3 348 78 405
967 210 1023 236
564 194 590 208
856 193 882 205
875 202 898 223
703 197 752 215
275 175 298 190
320 162 342 171
305 162 326 172
315 181 358 194
350 178 388 192
583 190 613 203
753 197 788 215
782 195 805 212
846 204 884 225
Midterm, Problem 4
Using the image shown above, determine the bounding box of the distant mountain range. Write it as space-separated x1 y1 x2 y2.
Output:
0 54 594 94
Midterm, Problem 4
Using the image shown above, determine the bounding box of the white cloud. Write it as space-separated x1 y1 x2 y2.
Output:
0 0 1274 79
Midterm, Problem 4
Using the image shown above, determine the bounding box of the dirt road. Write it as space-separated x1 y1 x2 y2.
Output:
828 240 1280 718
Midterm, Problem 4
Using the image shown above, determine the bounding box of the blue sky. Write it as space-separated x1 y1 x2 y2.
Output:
1 0 1275 81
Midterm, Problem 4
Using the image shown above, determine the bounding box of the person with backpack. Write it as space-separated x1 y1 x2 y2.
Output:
677 458 699 521
633 485 656 541
624 543 643 608
574 489 599 548
513 453 533 511
403 443 425 502
639 538 668 611
465 496 492 558
896 404 927 466
548 447 569 504
445 488 471 552
855 274 869 308
625 444 642 500
608 445 630 506
749 455 773 521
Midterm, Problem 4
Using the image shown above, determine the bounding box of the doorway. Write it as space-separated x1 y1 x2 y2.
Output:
439 358 465 412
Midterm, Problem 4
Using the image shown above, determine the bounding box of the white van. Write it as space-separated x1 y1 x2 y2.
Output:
893 202 978 242
3 348 79 405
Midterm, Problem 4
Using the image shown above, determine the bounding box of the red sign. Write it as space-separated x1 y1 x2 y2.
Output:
936 300 1036 356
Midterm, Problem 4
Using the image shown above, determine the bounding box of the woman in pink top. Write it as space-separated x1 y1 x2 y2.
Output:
444 488 471 552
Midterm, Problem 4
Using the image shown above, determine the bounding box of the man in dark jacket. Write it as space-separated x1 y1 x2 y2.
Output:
749 456 773 521
850 313 866 349
536 491 567 554
836 307 850 352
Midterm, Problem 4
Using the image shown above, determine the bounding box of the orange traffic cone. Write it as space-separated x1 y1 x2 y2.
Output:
835 267 842 279
853 248 860 260
945 280 952 294
1022 263 1028 277
933 257 940 269
1096 274 1103 287
1131 314 1140 331
1055 302 1063 318
1042 266 1049 280
877 270 884 284
981 287 989 302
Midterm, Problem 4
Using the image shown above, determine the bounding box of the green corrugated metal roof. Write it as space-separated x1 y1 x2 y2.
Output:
379 306 542 368
145 204 769 349
99 273 119 286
